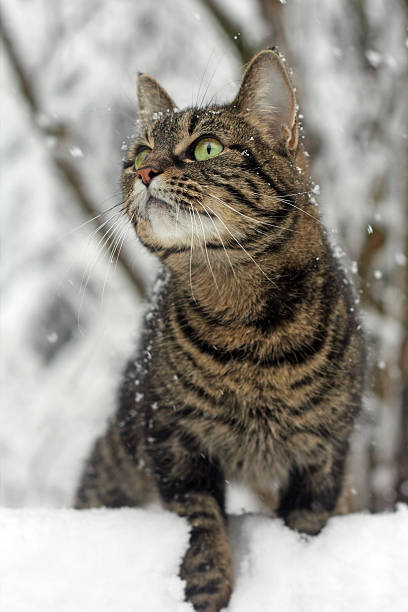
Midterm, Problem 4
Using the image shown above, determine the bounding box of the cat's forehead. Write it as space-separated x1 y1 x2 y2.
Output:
149 110 188 141
148 106 228 143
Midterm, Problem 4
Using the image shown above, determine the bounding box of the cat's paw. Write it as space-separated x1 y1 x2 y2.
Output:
284 508 329 535
180 533 232 612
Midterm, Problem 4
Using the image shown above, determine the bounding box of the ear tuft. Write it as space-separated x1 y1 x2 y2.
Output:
232 49 298 151
137 74 175 123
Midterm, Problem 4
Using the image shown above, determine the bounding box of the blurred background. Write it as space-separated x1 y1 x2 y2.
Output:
1 0 407 512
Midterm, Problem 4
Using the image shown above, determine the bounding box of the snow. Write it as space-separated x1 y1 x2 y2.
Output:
0 507 190 612
1 505 407 612
1 2 407 606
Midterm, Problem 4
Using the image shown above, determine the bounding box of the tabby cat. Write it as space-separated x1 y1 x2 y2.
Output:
75 49 365 611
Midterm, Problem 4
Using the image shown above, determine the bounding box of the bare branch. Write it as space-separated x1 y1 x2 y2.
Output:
0 17 147 299
396 152 408 503
199 0 255 64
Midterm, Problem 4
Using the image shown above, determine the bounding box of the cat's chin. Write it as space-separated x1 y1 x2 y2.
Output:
136 198 225 250
148 206 195 247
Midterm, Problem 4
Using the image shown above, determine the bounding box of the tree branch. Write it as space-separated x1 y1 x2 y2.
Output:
0 17 147 299
199 0 255 64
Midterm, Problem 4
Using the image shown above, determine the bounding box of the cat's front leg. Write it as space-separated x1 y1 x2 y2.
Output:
172 493 232 612
277 433 348 535
151 440 232 612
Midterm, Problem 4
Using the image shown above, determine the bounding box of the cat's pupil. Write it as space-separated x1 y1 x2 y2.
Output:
206 143 211 155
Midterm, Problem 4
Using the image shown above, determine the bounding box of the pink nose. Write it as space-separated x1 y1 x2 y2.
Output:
136 166 160 186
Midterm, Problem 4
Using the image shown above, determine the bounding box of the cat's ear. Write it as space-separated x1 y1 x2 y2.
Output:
137 74 175 122
232 49 298 151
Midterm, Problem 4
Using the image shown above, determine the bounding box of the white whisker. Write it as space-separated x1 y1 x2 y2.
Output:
199 201 236 280
188 209 196 302
207 193 284 233
195 208 221 295
63 201 123 238
87 210 124 243
101 215 132 304
201 201 277 288
77 215 126 326
244 180 324 226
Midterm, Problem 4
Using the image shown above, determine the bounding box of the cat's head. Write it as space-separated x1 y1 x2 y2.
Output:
122 49 304 259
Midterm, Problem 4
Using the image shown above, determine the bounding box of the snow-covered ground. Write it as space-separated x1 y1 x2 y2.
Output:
1 505 407 612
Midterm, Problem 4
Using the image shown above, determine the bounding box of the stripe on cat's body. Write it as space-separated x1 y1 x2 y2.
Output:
76 50 365 612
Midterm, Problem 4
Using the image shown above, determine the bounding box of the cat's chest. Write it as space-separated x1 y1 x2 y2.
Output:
190 397 292 486
167 371 292 467
150 302 305 465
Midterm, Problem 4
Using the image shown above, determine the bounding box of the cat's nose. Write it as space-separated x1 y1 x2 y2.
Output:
136 166 160 186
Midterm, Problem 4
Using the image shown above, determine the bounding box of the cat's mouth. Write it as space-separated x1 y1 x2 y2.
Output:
135 192 224 248
146 196 171 212
144 196 191 218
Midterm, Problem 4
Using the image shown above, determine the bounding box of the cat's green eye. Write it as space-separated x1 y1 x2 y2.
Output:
194 138 223 161
134 148 150 170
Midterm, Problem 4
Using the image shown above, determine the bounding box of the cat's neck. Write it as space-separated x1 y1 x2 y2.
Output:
172 262 272 323
166 215 325 324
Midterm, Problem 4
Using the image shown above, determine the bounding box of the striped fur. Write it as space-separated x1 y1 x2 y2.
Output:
75 50 365 612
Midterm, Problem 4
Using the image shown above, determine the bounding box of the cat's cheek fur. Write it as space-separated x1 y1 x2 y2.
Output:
127 181 148 219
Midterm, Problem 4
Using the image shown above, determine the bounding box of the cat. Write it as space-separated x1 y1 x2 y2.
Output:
75 49 366 612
